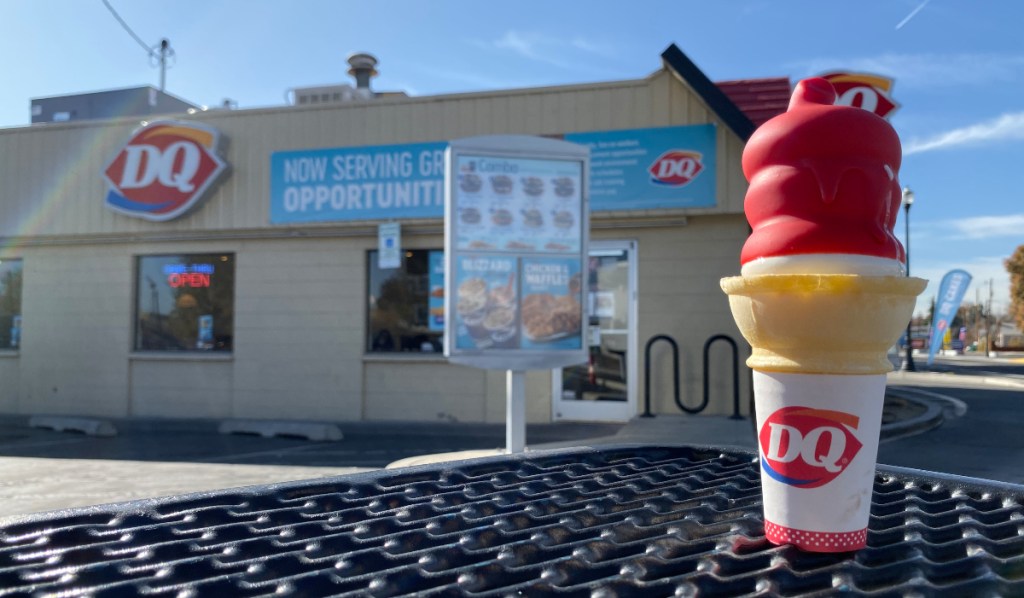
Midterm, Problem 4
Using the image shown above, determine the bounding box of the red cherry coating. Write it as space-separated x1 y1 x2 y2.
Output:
740 78 906 266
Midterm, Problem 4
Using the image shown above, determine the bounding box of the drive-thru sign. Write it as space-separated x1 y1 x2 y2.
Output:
444 135 590 451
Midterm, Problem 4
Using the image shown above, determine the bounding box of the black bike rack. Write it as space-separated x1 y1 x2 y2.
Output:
642 335 678 417
643 333 743 418
703 334 742 419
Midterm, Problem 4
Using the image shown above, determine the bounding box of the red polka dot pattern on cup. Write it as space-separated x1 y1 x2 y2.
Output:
764 520 867 552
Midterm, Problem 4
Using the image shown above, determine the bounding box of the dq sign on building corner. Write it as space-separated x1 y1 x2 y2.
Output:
820 72 900 120
104 121 229 221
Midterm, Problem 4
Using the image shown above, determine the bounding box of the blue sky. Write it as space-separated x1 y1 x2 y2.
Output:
2 0 1022 316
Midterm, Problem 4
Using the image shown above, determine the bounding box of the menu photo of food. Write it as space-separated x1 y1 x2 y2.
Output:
459 172 483 194
489 174 514 196
551 209 575 230
552 176 576 199
519 257 583 350
521 176 544 198
459 205 483 227
453 256 520 350
521 208 544 229
490 206 514 228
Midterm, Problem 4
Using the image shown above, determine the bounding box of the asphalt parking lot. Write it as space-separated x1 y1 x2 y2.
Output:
0 417 623 519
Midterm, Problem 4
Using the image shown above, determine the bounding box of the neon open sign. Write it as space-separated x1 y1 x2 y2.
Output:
164 263 214 288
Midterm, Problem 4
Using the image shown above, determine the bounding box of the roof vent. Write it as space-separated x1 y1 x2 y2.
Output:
347 52 379 91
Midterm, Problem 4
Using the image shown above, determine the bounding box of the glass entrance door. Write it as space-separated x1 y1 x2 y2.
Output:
552 240 637 422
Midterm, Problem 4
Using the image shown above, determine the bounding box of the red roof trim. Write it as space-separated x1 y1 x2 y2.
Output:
716 77 791 128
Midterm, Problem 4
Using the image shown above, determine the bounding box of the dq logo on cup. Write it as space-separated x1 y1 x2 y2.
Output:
759 407 863 488
648 150 703 187
104 121 228 221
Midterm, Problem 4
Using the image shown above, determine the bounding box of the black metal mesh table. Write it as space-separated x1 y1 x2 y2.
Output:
2 445 1024 596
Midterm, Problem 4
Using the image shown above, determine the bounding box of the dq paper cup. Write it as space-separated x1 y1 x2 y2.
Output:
754 371 885 552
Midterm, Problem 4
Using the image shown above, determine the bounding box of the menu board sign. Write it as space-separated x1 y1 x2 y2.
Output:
444 135 589 370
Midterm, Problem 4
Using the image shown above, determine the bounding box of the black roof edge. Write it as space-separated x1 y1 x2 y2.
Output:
660 44 757 141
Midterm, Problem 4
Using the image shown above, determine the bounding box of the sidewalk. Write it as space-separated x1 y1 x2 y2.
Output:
387 372 950 467
388 365 1024 470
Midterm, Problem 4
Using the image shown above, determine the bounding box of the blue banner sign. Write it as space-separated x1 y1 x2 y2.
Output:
269 125 716 223
928 269 972 365
563 124 716 211
270 142 447 223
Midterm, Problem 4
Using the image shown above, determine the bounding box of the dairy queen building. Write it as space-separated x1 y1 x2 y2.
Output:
0 44 797 426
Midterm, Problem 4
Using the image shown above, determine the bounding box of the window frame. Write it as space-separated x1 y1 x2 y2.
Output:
0 258 24 351
365 248 443 355
133 252 236 353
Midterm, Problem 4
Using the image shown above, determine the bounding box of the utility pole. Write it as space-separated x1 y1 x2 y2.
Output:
987 278 994 356
148 38 175 91
974 287 981 350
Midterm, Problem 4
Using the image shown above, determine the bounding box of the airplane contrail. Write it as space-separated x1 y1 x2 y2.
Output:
896 0 931 30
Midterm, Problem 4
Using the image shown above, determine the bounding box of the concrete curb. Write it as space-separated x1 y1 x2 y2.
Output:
28 416 117 437
956 375 1024 389
879 390 946 442
386 449 506 469
218 419 343 441
888 370 1024 390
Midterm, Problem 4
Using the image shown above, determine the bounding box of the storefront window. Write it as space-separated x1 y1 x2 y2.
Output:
367 249 444 353
135 254 235 352
0 259 23 349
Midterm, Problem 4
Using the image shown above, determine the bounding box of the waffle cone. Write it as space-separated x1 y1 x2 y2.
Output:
721 274 926 375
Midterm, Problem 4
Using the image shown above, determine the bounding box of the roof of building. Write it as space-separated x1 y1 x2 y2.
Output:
660 45 789 141
660 45 754 141
716 77 792 128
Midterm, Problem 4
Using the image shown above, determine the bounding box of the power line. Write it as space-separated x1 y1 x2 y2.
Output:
100 0 176 90
100 0 156 58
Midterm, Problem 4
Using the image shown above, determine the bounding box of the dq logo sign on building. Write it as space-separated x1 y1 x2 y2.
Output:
759 406 863 488
820 72 900 120
104 121 229 221
648 150 704 187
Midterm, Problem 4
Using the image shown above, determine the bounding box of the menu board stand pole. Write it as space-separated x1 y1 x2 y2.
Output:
506 370 526 453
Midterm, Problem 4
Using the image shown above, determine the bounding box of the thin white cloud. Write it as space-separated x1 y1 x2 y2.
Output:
903 111 1024 154
916 213 1024 241
494 31 543 60
409 65 515 91
791 53 1024 88
486 30 615 69
492 31 572 68
946 213 1024 239
569 36 615 57
429 31 619 91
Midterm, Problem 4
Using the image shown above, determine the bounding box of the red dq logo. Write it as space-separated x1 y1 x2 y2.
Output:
759 407 863 488
104 121 228 221
648 150 703 187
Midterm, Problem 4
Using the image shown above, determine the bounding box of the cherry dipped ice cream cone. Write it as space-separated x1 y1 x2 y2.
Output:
721 78 926 552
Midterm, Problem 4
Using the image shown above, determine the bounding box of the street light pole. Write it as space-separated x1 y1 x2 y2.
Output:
901 187 916 371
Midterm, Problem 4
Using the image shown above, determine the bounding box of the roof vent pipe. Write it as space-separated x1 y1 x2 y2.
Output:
347 52 378 90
